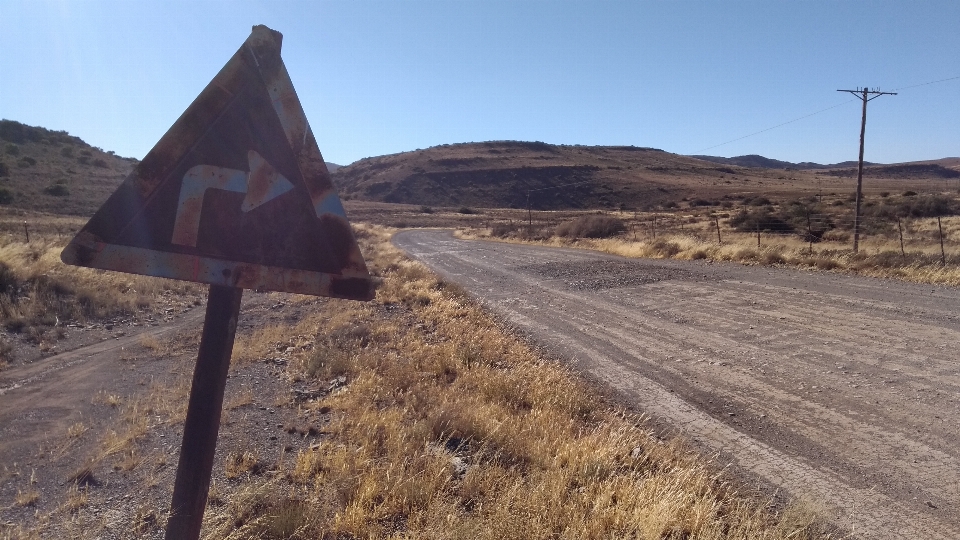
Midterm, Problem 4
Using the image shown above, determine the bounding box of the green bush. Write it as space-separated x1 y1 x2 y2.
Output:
17 156 36 168
457 207 477 214
555 215 626 238
0 188 13 204
60 146 74 158
0 161 8 177
4 143 19 156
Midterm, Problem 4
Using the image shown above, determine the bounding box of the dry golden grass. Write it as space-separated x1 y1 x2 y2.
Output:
199 224 828 539
2 222 829 539
0 224 202 339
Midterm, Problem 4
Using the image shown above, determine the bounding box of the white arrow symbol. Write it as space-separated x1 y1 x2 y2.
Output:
171 150 295 247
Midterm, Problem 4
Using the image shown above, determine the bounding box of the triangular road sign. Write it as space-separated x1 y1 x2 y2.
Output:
62 25 374 301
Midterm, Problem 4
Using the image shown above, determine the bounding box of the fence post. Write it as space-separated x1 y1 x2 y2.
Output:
714 216 722 244
938 216 946 266
898 218 905 257
807 211 813 255
756 222 760 248
22 221 29 243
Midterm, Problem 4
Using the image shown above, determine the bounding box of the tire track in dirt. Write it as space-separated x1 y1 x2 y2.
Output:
394 229 960 540
0 309 207 469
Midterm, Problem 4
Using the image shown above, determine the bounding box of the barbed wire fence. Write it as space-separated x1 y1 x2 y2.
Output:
615 209 957 265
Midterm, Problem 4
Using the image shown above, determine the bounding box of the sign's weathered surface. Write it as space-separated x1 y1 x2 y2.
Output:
61 25 374 301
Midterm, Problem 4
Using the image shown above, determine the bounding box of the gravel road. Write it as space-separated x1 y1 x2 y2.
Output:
394 229 960 540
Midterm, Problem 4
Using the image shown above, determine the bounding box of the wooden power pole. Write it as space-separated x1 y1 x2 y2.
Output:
837 87 896 253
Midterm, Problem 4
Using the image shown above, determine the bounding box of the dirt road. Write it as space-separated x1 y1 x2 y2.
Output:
394 229 960 540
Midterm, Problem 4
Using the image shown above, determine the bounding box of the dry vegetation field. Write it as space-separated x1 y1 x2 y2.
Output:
0 209 202 370
0 223 830 539
341 184 960 287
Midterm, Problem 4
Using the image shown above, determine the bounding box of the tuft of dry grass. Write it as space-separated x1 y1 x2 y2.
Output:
63 484 88 514
67 422 87 439
200 224 829 539
224 450 265 480
14 488 40 507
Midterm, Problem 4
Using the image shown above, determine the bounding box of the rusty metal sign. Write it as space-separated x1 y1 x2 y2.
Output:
61 25 374 301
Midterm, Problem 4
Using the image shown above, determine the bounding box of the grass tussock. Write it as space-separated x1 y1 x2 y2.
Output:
202 224 827 539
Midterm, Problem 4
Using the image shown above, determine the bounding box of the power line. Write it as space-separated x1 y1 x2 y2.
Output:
694 74 959 154
892 75 960 92
694 100 854 153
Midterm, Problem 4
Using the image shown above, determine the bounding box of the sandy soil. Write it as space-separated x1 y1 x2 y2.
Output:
394 229 960 540
0 292 334 538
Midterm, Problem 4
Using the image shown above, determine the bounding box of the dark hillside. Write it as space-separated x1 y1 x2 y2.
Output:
822 163 960 179
0 120 136 216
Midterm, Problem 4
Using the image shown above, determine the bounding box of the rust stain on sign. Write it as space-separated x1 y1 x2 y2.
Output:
61 25 375 301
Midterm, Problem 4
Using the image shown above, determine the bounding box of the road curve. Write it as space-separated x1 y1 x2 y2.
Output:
394 229 960 540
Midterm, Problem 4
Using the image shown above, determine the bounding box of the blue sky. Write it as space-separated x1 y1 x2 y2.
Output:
2 0 958 166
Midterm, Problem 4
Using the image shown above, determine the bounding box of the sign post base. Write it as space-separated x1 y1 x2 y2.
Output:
164 285 243 540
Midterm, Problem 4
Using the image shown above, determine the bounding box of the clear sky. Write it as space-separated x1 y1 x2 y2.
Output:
2 0 958 166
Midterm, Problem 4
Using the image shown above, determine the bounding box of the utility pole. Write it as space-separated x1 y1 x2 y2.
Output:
837 87 896 253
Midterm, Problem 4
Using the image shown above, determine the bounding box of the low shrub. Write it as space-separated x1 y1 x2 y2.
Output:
650 238 681 257
745 196 772 206
44 184 69 197
821 230 849 242
491 222 519 238
457 207 477 215
555 215 626 239
728 209 794 233
762 252 785 265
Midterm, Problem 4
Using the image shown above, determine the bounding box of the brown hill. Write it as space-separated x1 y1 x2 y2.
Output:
332 141 810 211
0 120 136 216
333 142 960 210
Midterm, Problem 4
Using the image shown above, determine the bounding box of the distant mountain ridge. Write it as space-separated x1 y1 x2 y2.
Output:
689 154 872 170
3 119 958 214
